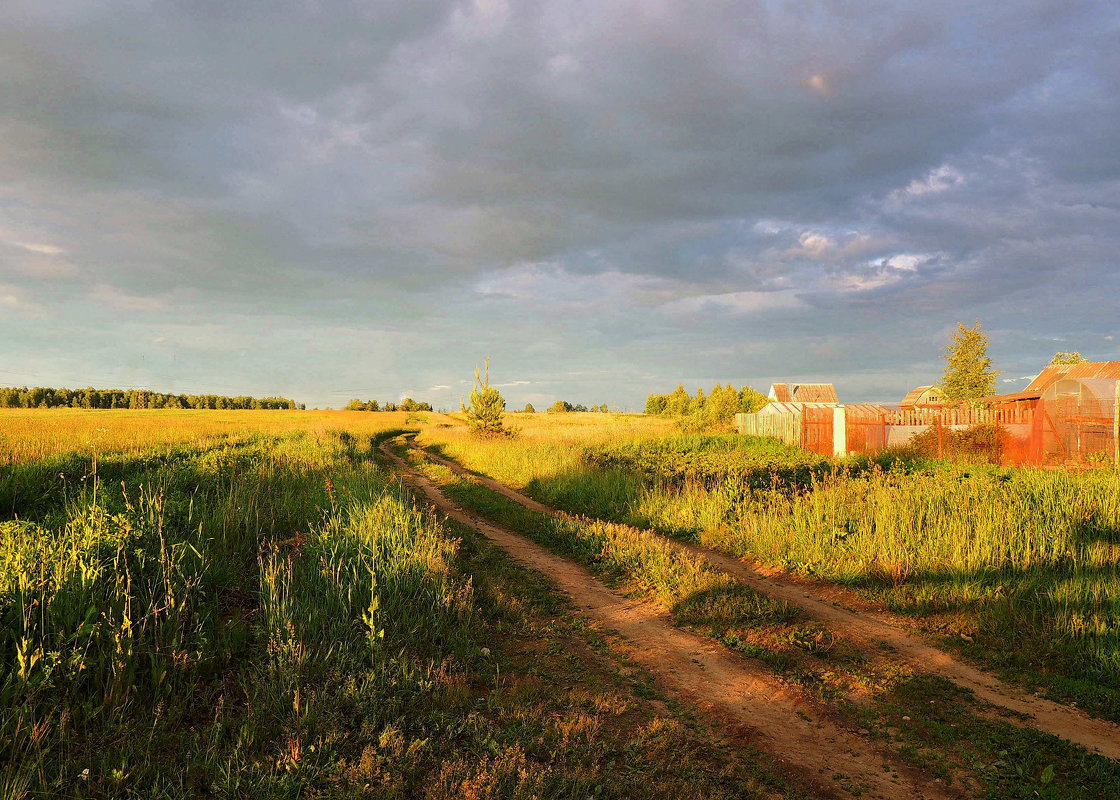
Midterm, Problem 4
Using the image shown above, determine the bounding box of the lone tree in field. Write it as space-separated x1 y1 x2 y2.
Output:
1050 351 1088 366
462 358 506 436
941 320 1001 403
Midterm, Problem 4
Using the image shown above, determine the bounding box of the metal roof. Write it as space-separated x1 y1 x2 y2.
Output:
1025 361 1120 393
844 403 893 419
768 382 839 404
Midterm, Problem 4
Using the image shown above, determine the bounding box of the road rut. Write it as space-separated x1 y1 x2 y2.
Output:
383 438 962 800
411 440 1120 761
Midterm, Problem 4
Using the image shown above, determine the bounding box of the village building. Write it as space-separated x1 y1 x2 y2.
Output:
900 385 944 408
767 383 838 405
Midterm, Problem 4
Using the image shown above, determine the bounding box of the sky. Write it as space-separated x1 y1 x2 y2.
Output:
1 0 1118 410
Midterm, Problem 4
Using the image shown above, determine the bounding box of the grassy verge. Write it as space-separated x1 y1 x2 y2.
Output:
402 439 1120 798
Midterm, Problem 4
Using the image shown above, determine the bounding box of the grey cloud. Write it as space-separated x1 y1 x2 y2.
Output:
0 0 1117 406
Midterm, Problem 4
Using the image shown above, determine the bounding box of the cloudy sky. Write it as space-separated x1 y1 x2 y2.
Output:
1 0 1117 409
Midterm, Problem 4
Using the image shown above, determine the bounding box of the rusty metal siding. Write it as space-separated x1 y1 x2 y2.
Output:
801 406 834 456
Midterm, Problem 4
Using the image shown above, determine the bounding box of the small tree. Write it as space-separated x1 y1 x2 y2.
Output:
462 358 506 436
548 400 573 413
522 403 536 413
739 386 768 413
645 393 668 415
1050 351 1088 366
941 321 1001 403
666 384 690 416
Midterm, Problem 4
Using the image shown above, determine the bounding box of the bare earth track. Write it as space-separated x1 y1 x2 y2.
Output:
410 439 1120 762
382 437 962 800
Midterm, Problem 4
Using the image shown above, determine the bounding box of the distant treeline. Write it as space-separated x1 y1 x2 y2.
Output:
543 401 611 413
0 386 303 410
345 398 433 412
645 384 768 429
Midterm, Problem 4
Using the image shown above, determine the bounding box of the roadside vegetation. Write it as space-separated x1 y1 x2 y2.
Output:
402 430 1120 799
0 410 788 798
415 418 1120 725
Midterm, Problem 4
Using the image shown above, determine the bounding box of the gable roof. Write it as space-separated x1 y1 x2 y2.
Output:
768 382 838 404
896 383 940 405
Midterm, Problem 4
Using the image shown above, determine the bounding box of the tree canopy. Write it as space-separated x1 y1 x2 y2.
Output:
644 383 768 430
940 321 1001 403
1050 351 1088 366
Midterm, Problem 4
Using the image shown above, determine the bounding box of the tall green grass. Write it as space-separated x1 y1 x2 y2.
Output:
417 424 1120 720
0 427 486 795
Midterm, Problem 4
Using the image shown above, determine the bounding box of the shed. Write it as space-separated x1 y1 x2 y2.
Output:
767 383 838 404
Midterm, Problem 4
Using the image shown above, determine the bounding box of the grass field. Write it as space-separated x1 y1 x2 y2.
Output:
416 417 1120 723
0 409 792 799
4 407 1120 798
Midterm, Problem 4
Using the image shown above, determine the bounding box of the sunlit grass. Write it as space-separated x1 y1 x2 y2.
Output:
418 416 1120 720
2 409 790 797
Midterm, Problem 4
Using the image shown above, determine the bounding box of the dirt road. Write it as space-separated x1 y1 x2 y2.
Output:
382 438 963 800
412 440 1120 761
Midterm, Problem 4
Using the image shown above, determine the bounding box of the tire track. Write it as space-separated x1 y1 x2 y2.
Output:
411 439 1120 761
383 437 962 800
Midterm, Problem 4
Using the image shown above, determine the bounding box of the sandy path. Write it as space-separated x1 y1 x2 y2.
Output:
382 439 961 800
413 441 1120 761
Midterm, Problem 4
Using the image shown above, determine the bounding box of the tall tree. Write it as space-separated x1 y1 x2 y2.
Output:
941 321 1001 402
462 358 506 436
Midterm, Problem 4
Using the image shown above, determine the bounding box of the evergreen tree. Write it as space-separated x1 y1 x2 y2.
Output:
522 403 536 413
941 321 1001 402
462 358 506 436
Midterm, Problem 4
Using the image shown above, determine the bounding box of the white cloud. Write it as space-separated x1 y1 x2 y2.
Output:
11 241 66 256
660 289 804 315
891 164 965 201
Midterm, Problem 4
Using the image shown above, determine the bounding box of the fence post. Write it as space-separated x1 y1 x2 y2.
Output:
1114 381 1119 468
832 406 846 457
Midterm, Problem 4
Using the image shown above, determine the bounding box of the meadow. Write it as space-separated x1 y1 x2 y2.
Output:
415 415 1120 723
0 409 790 799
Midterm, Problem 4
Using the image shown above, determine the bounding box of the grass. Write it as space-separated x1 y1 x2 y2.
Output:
407 425 1120 798
416 419 1120 723
0 409 791 798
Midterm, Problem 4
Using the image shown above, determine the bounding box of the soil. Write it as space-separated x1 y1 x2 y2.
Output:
412 440 1120 761
383 438 964 800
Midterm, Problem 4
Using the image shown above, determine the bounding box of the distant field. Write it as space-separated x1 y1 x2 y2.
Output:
0 408 443 463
